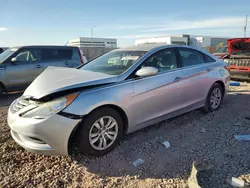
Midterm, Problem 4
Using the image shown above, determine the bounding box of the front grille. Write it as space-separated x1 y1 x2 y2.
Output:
12 98 30 113
228 58 250 67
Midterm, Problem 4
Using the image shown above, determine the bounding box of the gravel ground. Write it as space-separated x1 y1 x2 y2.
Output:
1 83 250 188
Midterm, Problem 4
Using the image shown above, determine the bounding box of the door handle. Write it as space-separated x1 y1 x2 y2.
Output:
207 68 213 72
65 62 69 65
36 65 41 68
174 76 182 82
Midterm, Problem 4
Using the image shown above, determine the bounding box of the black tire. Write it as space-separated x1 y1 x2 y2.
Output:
76 107 124 156
202 83 223 113
0 85 3 97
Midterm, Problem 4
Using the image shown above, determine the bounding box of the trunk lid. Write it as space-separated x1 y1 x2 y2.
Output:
23 66 117 99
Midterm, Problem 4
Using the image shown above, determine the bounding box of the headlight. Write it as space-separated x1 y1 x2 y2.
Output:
22 93 78 119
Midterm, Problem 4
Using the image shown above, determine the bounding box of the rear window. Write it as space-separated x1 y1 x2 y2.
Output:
41 49 73 61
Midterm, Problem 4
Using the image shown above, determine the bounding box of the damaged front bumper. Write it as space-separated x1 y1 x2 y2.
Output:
7 99 81 156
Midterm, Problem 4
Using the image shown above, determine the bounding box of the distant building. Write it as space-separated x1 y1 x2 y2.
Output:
66 37 117 60
66 37 117 48
135 36 188 46
187 34 229 48
135 34 229 53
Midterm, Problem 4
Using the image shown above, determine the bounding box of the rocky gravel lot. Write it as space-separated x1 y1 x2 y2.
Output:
1 83 250 188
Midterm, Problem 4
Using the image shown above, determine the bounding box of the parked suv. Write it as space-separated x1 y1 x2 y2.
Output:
0 47 8 54
0 46 84 95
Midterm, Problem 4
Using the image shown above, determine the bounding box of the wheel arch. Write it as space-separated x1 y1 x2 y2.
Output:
67 104 129 155
214 80 225 96
0 81 6 92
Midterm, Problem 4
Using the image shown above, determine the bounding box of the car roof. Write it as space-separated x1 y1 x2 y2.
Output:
115 44 215 59
116 44 195 52
11 45 78 49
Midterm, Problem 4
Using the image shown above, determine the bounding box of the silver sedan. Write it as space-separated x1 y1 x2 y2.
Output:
7 44 230 156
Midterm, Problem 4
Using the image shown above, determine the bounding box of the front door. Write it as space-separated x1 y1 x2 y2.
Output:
6 48 42 90
130 48 186 127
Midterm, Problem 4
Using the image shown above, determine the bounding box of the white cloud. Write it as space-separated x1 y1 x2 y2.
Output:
143 17 244 32
0 27 8 31
108 17 245 40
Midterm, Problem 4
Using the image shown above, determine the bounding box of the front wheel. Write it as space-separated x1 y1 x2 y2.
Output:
76 107 124 156
202 83 223 113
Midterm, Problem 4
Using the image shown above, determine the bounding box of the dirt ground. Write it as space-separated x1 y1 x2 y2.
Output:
1 82 250 188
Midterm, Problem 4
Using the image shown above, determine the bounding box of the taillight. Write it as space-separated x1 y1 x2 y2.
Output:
78 49 83 64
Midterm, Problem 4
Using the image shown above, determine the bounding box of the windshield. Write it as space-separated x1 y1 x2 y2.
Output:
216 46 228 53
80 50 146 75
0 48 18 62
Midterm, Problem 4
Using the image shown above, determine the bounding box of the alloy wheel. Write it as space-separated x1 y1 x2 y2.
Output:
210 88 222 109
89 116 118 150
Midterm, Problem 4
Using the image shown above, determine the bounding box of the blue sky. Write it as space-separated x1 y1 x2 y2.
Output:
1 0 250 47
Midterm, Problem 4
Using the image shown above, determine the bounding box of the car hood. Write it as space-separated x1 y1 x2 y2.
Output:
23 66 117 99
228 38 250 54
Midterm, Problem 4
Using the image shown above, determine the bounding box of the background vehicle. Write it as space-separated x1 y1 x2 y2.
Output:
8 44 229 156
223 38 250 80
0 47 8 54
213 45 228 59
78 48 88 64
0 45 84 95
0 48 4 54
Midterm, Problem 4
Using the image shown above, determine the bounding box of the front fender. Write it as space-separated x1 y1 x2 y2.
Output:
62 81 133 120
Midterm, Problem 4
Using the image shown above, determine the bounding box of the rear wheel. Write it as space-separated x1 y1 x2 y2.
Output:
76 107 124 156
202 83 223 113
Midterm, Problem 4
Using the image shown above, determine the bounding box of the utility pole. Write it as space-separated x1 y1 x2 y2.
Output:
91 25 95 47
243 15 248 37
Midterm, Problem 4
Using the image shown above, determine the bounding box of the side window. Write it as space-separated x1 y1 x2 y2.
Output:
41 49 73 61
178 48 205 67
141 49 177 73
204 54 216 63
12 48 41 63
57 49 73 60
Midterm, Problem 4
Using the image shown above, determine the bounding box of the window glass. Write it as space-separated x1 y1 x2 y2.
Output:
178 48 205 67
13 48 41 63
141 49 177 73
41 49 73 61
81 50 145 75
0 48 18 63
216 46 228 53
204 54 216 63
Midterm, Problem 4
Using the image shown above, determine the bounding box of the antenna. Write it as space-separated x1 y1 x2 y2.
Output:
243 15 248 37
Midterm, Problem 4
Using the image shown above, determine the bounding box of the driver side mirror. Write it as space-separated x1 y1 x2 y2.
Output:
135 67 158 78
11 57 19 64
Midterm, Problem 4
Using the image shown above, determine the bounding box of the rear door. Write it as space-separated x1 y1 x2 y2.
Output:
130 48 187 126
6 47 42 90
176 47 217 108
40 48 74 69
